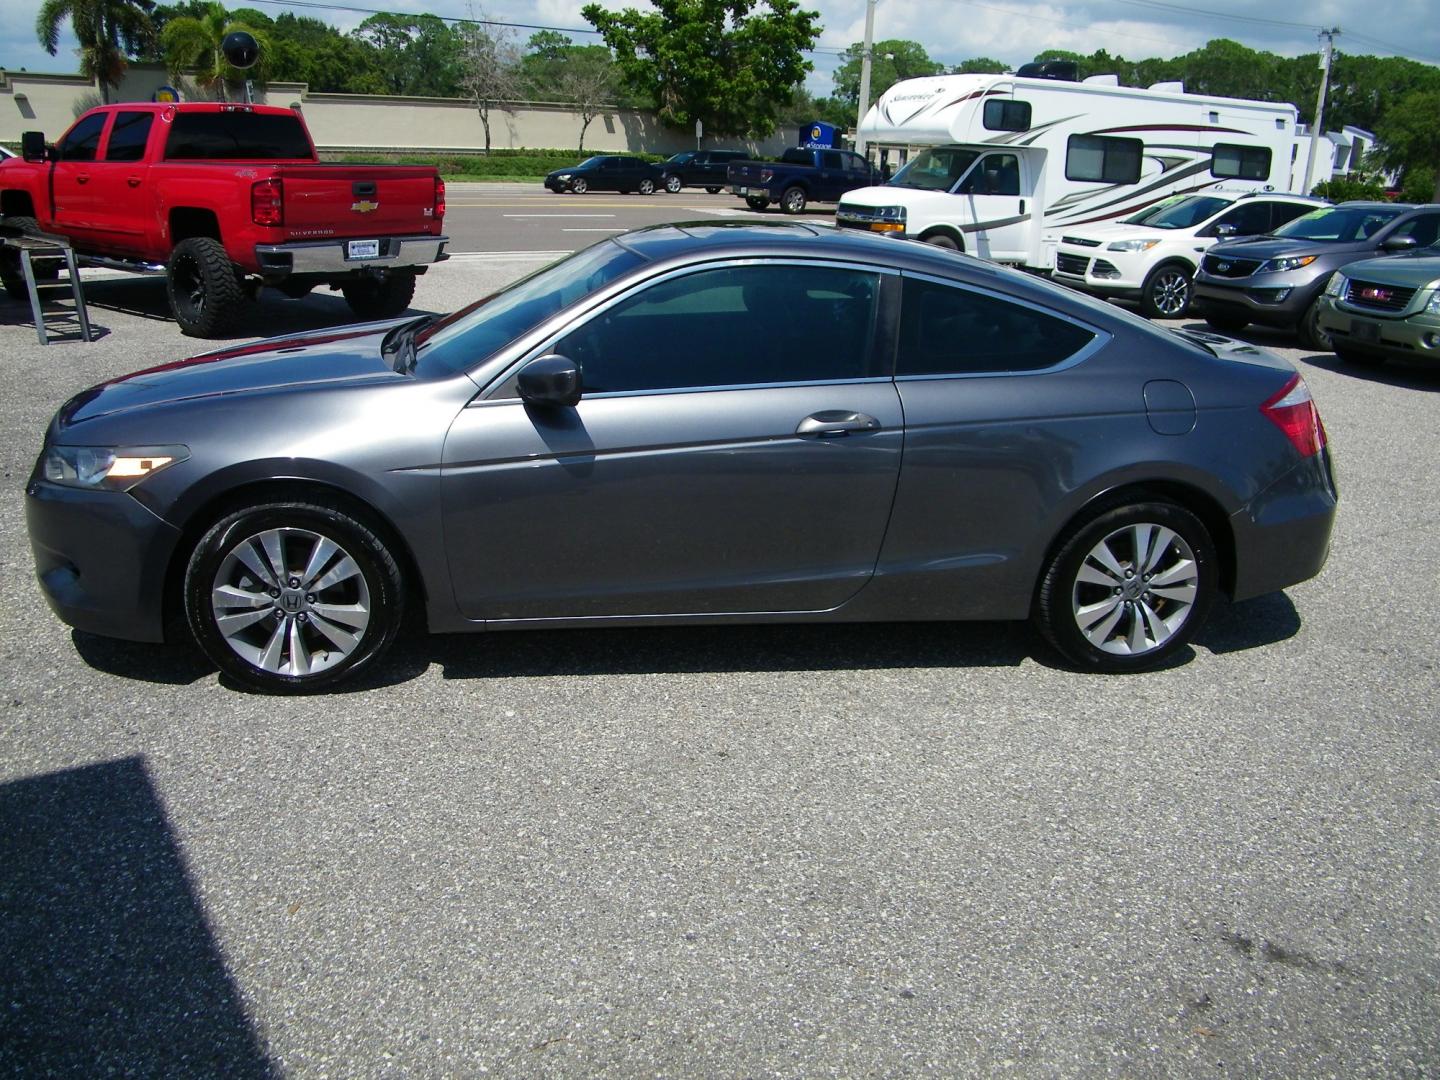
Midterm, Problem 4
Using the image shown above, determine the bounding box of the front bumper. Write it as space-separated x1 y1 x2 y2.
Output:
25 479 182 643
254 234 448 278
1229 448 1338 601
1193 274 1322 328
1318 296 1440 361
1052 248 1147 294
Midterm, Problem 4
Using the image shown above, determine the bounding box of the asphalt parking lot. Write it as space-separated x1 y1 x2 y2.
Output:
1 254 1437 1077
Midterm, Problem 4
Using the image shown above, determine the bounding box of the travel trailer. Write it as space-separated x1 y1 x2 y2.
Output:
837 67 1301 271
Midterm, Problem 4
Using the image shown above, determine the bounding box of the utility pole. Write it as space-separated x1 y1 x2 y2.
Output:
1302 27 1340 195
854 0 877 158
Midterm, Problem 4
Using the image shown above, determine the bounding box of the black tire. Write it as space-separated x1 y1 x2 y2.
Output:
571 178 589 194
1 215 61 300
340 271 417 320
745 195 770 211
185 500 405 694
1297 295 1334 352
921 232 961 251
1034 499 1216 673
1203 311 1249 334
705 186 722 194
781 186 808 214
664 175 683 194
638 178 656 195
1139 262 1193 319
166 236 246 337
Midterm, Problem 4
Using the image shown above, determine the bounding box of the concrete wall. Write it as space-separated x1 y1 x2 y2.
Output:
1 63 791 157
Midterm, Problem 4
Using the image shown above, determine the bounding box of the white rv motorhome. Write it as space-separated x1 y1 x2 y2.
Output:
837 71 1300 271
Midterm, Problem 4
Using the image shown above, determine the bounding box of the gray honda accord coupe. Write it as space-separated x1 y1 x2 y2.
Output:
27 223 1337 693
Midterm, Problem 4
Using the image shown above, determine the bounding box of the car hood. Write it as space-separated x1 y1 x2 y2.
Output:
839 186 959 214
1206 235 1361 261
58 320 407 429
1058 223 1171 244
1340 252 1440 288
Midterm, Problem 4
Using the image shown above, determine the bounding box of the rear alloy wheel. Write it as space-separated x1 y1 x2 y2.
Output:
340 270 417 320
665 175 683 193
1035 501 1215 672
166 236 247 337
745 195 770 211
571 178 589 194
781 186 808 214
638 178 656 195
186 501 404 693
1297 296 1335 352
1140 264 1193 319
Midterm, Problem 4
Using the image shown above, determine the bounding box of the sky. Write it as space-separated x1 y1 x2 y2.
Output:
4 0 1439 101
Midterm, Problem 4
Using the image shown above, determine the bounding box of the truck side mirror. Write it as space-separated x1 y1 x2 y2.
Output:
21 130 48 163
518 354 582 408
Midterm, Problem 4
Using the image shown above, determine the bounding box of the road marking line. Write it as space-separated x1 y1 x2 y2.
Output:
563 228 627 233
503 213 617 219
444 250 569 260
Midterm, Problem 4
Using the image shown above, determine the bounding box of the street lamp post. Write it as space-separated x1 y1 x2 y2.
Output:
854 0 877 158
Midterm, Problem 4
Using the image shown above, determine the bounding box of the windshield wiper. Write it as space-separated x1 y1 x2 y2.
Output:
384 313 440 373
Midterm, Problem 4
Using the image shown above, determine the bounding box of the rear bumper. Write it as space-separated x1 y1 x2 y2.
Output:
1228 448 1337 601
254 234 448 278
25 479 181 644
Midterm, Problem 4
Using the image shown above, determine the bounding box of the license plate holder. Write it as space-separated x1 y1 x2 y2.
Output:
347 239 381 260
735 185 748 196
1352 319 1381 343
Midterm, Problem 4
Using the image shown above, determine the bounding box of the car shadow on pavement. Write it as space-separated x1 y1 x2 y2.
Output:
1297 352 1440 392
1193 591 1302 655
72 629 216 686
0 758 278 1077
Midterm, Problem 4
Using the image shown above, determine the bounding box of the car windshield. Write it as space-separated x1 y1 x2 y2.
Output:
1272 205 1404 242
887 148 981 191
1119 195 1188 224
415 241 648 375
1142 195 1233 230
666 152 696 164
576 156 605 169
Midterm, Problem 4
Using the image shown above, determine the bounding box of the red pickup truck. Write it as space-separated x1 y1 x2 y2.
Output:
0 102 447 336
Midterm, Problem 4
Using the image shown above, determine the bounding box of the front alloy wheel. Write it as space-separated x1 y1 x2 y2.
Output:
571 177 589 194
186 501 404 693
1141 265 1192 319
665 175 683 193
638 178 656 195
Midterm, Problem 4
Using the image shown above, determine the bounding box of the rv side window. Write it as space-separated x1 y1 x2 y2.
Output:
1211 143 1272 181
1065 135 1142 184
982 100 1031 133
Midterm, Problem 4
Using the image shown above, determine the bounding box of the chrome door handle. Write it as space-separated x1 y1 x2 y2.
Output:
796 411 881 437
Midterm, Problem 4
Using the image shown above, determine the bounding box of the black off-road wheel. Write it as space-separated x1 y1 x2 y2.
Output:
166 236 247 337
1 215 61 300
340 271 417 320
1034 500 1216 673
185 500 405 694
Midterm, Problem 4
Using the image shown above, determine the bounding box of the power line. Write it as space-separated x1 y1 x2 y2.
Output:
1100 0 1321 33
945 0 1195 52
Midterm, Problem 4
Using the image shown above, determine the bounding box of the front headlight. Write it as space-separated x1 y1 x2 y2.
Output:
42 445 187 491
872 206 906 221
1426 287 1440 315
1325 273 1347 298
557 173 572 180
1259 254 1318 273
1106 239 1160 252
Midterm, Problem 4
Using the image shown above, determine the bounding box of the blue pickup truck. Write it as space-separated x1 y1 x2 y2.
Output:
728 147 882 214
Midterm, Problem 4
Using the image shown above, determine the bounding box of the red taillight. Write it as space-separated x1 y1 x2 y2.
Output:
759 167 774 183
1261 374 1327 457
434 176 446 221
251 178 283 227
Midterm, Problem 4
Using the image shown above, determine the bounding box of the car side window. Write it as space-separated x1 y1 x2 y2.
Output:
1212 201 1273 236
553 264 884 394
58 112 107 163
102 110 154 162
898 277 1096 376
1269 202 1313 230
956 154 1020 196
820 151 845 169
1390 213 1440 247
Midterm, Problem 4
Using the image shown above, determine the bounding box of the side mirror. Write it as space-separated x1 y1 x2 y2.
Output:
518 354 582 408
21 130 48 163
1381 235 1418 252
1211 223 1238 239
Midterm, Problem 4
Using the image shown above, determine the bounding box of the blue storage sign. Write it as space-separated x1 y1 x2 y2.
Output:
800 121 836 148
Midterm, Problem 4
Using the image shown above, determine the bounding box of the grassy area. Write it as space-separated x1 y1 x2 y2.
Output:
320 149 668 184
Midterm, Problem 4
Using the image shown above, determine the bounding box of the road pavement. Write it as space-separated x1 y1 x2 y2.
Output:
0 243 1436 1077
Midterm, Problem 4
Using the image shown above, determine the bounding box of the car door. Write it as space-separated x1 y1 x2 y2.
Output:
49 111 109 242
817 150 846 200
86 108 154 255
952 152 1031 263
440 260 904 621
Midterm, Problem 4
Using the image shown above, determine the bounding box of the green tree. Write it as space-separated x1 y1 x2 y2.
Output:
1377 88 1440 203
36 0 155 103
352 13 463 97
832 38 943 111
951 56 1007 75
582 0 820 138
160 1 270 100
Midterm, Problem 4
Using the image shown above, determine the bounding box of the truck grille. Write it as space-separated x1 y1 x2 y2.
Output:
1061 236 1102 248
1202 254 1262 278
1344 278 1416 312
1055 253 1091 276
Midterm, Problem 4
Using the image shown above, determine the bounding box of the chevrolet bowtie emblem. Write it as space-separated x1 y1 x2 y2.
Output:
351 200 379 213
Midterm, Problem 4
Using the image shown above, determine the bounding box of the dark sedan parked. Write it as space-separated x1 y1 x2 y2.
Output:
660 150 749 194
543 155 665 195
27 224 1337 693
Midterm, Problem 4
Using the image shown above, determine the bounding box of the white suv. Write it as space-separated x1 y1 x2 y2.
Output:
1052 191 1325 319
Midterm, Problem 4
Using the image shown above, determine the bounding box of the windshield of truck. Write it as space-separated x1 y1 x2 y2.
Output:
887 148 981 191
415 240 648 375
1271 205 1404 241
163 111 313 159
1141 195 1232 229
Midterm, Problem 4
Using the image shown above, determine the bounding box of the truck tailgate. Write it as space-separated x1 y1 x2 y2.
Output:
277 166 439 238
727 162 770 184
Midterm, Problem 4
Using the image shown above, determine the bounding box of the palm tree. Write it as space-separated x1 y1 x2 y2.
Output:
36 0 155 104
161 2 270 102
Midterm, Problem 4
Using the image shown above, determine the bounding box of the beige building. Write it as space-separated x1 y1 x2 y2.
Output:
0 62 791 157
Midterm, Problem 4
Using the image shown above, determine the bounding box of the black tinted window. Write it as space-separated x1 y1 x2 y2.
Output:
164 111 312 159
1212 200 1273 236
103 110 153 162
1391 213 1440 247
983 99 1031 132
1066 134 1142 184
1270 202 1313 229
821 151 844 169
781 147 813 165
1211 143 1272 181
58 112 106 162
556 264 883 393
898 278 1095 375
